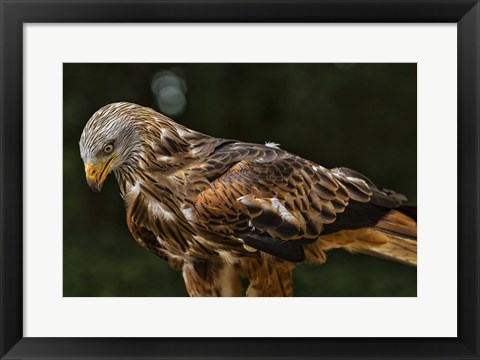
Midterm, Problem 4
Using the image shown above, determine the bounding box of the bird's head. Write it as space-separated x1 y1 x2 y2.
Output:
80 102 194 192
79 102 146 192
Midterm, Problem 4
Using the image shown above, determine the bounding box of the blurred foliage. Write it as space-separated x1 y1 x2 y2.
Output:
63 63 416 297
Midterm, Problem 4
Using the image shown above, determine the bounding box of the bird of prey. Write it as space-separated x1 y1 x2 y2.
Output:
79 102 417 297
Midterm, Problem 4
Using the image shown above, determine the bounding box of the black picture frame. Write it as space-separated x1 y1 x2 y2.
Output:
1 1 479 359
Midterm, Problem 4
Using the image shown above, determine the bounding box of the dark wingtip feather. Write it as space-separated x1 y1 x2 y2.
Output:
243 233 305 263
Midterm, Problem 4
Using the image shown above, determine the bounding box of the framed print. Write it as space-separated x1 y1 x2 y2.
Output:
1 0 479 359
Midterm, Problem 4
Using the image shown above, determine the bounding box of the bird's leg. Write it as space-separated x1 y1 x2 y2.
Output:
182 261 242 297
241 258 294 297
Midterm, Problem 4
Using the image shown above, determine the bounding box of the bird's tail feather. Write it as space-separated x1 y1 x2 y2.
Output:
356 209 417 266
305 208 417 266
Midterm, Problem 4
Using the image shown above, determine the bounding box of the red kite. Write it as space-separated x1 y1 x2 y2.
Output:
80 102 416 296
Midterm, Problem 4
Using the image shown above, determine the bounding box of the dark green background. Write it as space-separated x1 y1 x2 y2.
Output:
63 63 417 297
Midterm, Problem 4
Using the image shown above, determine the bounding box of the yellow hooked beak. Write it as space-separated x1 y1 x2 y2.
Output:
84 157 115 192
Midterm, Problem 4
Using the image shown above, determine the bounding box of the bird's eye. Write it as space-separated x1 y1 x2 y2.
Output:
103 144 114 154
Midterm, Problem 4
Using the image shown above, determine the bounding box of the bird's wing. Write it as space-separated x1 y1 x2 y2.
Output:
193 144 406 263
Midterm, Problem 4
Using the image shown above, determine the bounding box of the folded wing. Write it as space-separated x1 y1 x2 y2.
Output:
193 143 411 263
